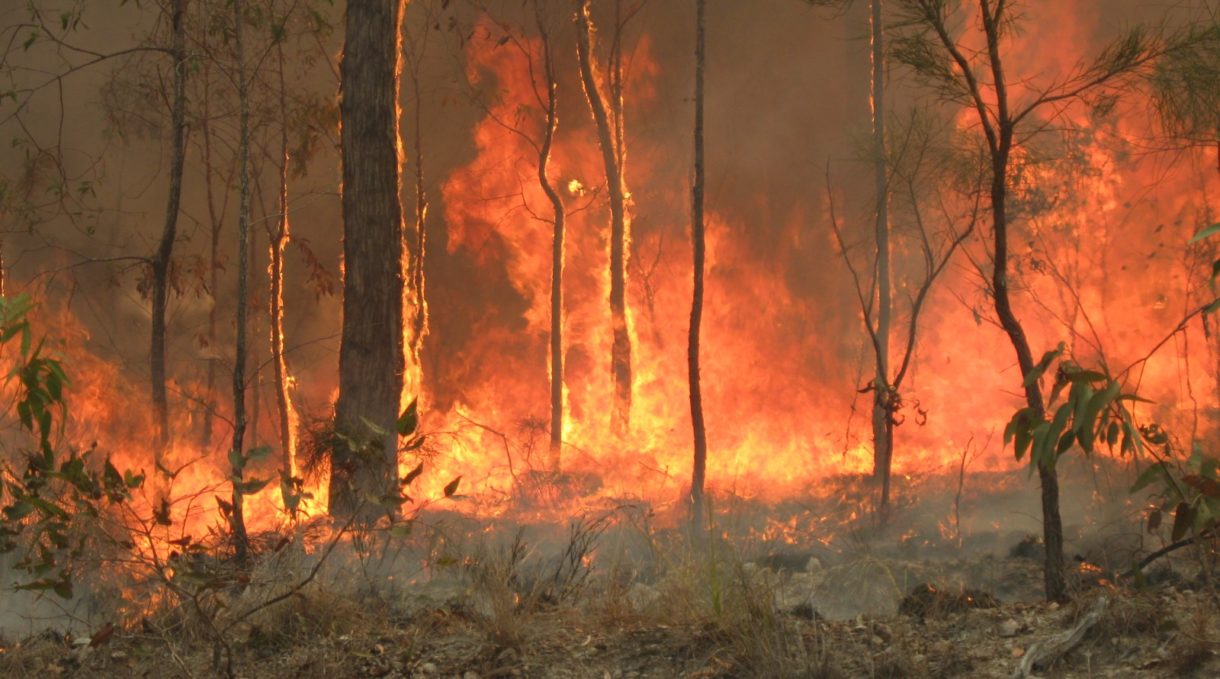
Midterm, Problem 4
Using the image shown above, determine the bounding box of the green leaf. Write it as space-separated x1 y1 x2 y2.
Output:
1170 502 1195 541
234 477 270 496
124 470 145 489
1024 344 1064 388
402 461 424 486
4 500 35 520
1031 422 1053 469
1050 403 1072 439
228 448 245 472
1131 462 1171 493
246 446 273 462
443 476 462 498
403 435 426 452
1079 382 1120 452
1065 368 1107 384
1056 431 1076 455
1007 407 1037 460
26 496 67 519
1188 222 1220 243
104 461 123 487
397 399 419 437
359 416 390 438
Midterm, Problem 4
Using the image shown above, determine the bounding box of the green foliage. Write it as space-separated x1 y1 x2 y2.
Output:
1004 343 1145 471
0 294 143 599
1134 447 1220 543
1191 224 1220 312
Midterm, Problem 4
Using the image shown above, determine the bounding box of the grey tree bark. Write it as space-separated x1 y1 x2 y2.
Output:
534 8 566 471
869 0 895 518
229 0 253 563
149 0 188 461
689 0 708 529
329 0 407 523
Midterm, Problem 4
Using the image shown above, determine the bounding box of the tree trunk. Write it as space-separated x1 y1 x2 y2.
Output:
229 0 252 564
329 0 406 523
150 0 188 461
270 42 298 487
991 158 1066 599
689 0 708 529
405 26 428 387
980 2 1065 601
200 56 222 450
870 0 893 517
535 11 565 472
575 0 632 436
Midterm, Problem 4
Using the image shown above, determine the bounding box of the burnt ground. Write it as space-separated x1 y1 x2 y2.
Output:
1 463 1218 678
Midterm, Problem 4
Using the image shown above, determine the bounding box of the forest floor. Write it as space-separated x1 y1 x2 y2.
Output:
1 464 1218 678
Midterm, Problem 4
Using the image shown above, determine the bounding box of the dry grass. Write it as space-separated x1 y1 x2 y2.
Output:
1166 598 1219 676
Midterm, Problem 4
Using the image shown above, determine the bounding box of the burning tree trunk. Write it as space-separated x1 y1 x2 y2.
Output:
402 2 432 391
575 0 633 436
534 8 566 471
149 0 188 460
869 0 894 516
229 0 253 563
329 0 407 523
688 0 708 528
270 40 299 490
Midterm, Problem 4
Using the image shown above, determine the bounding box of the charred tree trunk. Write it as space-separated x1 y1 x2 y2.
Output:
150 0 188 460
536 12 566 471
270 42 298 487
870 0 894 517
229 0 252 564
329 0 406 523
689 0 708 529
575 0 632 436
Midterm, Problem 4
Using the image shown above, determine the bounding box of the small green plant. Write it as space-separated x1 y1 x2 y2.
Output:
0 294 144 598
1003 343 1148 470
1006 222 1220 573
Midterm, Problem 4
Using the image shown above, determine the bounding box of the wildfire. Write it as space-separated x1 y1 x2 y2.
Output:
0 2 1216 542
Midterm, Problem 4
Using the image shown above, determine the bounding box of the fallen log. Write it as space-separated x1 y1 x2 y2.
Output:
1012 595 1109 679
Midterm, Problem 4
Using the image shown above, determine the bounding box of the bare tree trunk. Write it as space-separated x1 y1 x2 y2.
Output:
535 9 565 472
870 0 894 517
329 0 406 523
270 41 298 486
575 0 632 436
689 0 708 529
229 0 252 564
975 2 1065 602
200 54 222 449
150 0 188 461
